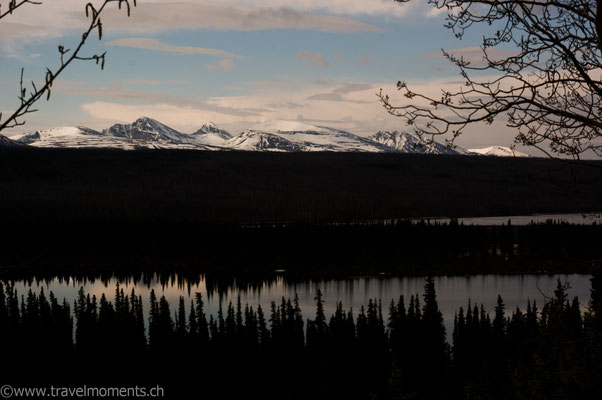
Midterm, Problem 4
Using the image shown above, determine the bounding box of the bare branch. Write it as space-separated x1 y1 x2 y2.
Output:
386 0 602 160
0 0 42 21
0 0 136 133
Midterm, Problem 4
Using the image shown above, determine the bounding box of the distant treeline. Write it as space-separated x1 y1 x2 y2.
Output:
1 273 601 399
2 220 601 275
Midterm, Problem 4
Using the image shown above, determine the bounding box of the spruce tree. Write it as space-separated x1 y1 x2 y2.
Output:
256 305 269 349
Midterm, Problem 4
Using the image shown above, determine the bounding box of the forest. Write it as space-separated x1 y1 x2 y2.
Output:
1 273 600 399
2 148 600 275
1 219 600 277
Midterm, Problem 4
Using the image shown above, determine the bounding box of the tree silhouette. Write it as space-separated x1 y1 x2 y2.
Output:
4 277 602 398
381 0 602 160
194 292 210 352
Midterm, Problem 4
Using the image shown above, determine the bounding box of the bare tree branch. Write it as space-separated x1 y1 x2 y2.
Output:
0 0 136 133
0 0 42 21
383 0 602 161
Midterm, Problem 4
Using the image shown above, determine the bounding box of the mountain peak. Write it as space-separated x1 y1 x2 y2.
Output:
135 116 157 123
193 122 232 143
102 117 185 142
0 134 23 147
202 121 218 129
132 116 166 127
9 118 528 156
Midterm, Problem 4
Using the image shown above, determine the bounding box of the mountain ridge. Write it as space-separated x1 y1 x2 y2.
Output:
9 118 528 156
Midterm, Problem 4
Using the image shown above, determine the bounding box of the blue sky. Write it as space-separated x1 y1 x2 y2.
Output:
0 0 526 151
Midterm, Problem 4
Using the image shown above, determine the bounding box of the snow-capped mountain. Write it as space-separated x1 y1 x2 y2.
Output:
102 117 200 145
225 120 393 152
369 131 461 155
10 125 212 150
192 122 232 146
0 134 20 147
9 117 527 156
468 146 528 157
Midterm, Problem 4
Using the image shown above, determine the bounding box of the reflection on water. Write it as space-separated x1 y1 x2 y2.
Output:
423 213 602 225
7 273 592 336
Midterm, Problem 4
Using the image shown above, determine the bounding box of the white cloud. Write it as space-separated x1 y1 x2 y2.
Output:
80 102 240 133
13 73 526 151
425 6 447 18
106 38 241 58
70 78 460 136
73 80 399 134
307 83 373 102
221 0 413 17
54 81 262 116
0 0 385 47
101 2 384 34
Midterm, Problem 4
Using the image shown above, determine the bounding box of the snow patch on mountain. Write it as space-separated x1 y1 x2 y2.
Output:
8 117 530 156
11 125 213 150
102 117 194 144
192 122 232 145
468 146 529 157
224 130 304 152
235 120 393 152
369 131 460 155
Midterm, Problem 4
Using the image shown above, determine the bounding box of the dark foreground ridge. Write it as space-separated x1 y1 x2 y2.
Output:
1 148 600 274
1 148 600 223
1 274 601 399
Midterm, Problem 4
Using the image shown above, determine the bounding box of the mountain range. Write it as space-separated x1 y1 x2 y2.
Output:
4 117 528 156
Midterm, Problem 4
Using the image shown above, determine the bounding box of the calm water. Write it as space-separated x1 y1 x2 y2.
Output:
8 273 592 336
415 213 602 225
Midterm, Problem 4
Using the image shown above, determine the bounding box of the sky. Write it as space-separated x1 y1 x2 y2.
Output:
0 0 533 152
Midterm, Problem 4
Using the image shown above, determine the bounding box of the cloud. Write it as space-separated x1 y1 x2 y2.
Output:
80 102 247 133
207 58 234 71
55 81 261 116
265 100 305 110
220 0 413 18
101 1 384 34
425 6 447 18
18 75 526 151
296 51 329 67
183 81 398 133
106 38 241 58
307 83 374 102
0 0 385 49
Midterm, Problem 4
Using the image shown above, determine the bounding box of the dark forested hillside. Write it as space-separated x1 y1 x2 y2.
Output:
0 148 600 274
0 148 599 224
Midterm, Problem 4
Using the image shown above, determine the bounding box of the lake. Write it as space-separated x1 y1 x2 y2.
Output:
7 273 592 336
